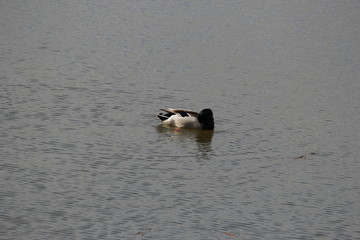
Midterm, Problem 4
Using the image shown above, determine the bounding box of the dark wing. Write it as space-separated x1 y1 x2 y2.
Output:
160 108 199 117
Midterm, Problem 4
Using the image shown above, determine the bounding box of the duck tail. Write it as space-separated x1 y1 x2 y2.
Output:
157 112 173 121
157 114 168 121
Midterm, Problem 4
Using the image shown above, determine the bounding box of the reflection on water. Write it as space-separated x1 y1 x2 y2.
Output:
156 125 213 159
156 125 214 143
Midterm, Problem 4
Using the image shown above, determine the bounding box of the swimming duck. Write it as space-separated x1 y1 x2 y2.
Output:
157 108 214 130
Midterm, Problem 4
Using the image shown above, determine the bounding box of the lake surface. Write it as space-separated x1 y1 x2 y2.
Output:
1 1 359 239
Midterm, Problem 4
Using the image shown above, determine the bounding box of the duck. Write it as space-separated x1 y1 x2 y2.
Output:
157 108 214 130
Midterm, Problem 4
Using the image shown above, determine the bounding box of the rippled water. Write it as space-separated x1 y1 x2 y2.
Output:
1 1 360 239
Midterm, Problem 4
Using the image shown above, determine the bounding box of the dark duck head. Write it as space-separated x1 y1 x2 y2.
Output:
198 108 214 130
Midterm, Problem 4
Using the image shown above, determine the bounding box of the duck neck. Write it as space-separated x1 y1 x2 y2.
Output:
201 120 214 130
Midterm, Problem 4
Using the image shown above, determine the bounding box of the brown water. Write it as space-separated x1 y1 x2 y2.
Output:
1 1 359 239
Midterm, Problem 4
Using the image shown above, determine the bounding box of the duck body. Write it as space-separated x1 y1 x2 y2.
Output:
157 108 214 130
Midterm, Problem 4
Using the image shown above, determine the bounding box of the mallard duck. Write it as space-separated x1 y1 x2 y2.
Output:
157 108 214 130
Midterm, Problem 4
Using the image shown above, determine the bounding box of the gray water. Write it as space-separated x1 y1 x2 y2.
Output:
1 1 360 239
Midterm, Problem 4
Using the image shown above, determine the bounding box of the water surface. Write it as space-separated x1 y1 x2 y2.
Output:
1 1 359 239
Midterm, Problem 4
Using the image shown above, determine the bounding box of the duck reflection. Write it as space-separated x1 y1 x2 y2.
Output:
156 125 213 159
